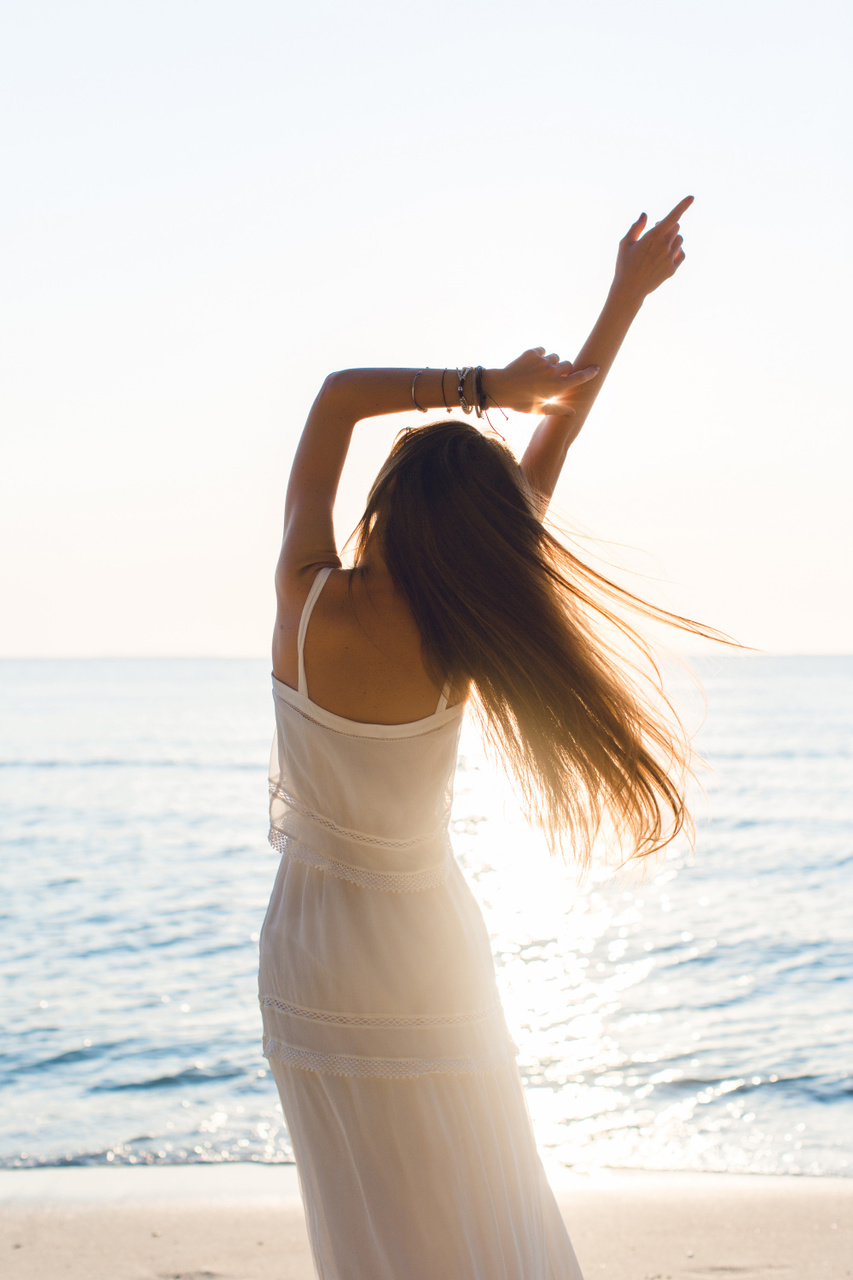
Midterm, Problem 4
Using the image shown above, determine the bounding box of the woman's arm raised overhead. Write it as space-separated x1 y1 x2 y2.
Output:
276 358 599 596
521 195 694 506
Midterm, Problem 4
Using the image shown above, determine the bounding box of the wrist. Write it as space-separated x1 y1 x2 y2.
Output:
608 275 646 313
479 368 505 409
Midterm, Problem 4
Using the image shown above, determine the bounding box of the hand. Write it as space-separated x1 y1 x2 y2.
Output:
487 348 600 417
613 195 693 302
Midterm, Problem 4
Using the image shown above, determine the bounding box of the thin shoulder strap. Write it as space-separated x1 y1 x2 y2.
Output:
297 567 334 697
435 680 451 714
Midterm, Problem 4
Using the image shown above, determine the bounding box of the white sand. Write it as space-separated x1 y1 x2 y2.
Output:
2 1163 851 1279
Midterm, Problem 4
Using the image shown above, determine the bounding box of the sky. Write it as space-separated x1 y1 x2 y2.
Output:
1 0 851 657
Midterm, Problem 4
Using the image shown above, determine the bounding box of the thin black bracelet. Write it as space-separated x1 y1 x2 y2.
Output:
440 368 450 412
474 366 486 418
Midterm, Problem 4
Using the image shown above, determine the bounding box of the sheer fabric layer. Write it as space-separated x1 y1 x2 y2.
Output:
271 1058 584 1280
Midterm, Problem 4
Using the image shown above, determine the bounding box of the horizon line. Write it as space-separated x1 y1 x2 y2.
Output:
2 652 852 662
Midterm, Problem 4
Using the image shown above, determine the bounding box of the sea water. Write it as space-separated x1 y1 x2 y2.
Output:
1 656 850 1175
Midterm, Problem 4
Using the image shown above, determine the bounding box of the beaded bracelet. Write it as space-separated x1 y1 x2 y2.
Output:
456 367 472 414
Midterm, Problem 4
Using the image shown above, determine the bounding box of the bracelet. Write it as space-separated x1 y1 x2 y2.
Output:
411 368 428 413
440 368 450 412
474 366 486 418
456 367 472 414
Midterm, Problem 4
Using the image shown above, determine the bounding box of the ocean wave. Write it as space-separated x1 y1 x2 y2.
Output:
89 1064 246 1092
11 1043 125 1074
1 1151 297 1169
0 759 260 770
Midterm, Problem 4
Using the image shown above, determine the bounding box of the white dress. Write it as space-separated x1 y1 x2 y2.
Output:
259 568 584 1280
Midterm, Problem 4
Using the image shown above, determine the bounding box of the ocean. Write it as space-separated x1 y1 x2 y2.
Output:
1 656 850 1176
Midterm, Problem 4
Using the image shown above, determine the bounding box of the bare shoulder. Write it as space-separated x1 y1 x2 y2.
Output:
274 556 342 623
272 562 342 689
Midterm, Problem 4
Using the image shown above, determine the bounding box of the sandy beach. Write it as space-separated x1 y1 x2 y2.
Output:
2 1162 850 1279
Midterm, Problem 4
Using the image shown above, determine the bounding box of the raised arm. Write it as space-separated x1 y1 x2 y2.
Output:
521 196 694 505
276 358 599 598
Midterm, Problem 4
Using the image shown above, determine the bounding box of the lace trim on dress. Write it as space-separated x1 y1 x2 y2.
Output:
268 829 451 893
269 782 448 850
262 1037 517 1079
259 994 501 1028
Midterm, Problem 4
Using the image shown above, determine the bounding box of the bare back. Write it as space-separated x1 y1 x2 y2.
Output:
272 567 458 725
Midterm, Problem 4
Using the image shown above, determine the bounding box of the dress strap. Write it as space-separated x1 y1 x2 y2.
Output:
297 567 334 698
435 680 451 714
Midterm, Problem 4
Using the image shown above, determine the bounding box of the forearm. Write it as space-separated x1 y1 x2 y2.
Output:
323 366 493 422
521 282 643 497
563 279 644 434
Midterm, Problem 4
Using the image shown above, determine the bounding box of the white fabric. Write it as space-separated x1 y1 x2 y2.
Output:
259 571 585 1279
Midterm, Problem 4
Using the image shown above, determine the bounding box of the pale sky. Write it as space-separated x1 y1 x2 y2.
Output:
1 0 851 657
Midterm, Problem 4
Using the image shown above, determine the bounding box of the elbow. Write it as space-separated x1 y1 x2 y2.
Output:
316 368 362 420
319 369 351 399
312 371 350 414
321 369 343 393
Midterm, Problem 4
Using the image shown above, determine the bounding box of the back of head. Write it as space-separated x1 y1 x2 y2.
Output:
355 420 544 686
353 420 722 868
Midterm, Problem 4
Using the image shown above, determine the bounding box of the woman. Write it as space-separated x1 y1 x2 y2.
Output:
260 197 702 1280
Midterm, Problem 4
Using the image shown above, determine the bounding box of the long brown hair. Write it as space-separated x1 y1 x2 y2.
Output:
351 419 731 868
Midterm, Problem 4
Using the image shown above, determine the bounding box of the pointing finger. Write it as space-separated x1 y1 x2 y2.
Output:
655 195 694 233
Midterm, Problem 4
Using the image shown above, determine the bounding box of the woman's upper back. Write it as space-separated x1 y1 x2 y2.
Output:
272 564 459 726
